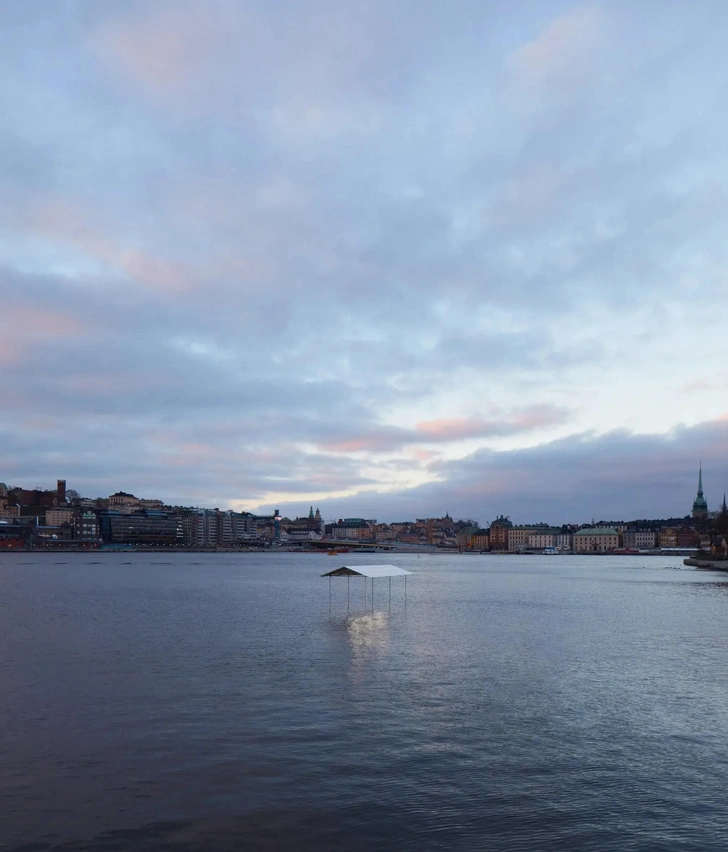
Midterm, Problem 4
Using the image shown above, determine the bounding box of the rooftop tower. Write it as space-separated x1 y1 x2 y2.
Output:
692 465 708 519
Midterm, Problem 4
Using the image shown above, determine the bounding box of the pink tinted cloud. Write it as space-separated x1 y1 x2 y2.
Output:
508 3 603 85
0 306 83 338
417 407 567 441
322 427 410 454
409 448 439 462
0 306 85 364
95 4 227 97
505 405 568 431
61 374 143 395
0 341 18 367
416 417 494 441
26 200 190 295
320 406 569 454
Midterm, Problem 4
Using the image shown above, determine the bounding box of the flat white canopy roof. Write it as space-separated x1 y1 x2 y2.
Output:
322 564 412 578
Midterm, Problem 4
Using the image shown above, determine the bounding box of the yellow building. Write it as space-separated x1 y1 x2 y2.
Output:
46 507 74 526
471 530 490 551
573 527 619 552
658 528 678 548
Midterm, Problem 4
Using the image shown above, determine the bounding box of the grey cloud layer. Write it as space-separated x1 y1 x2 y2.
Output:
1 1 728 515
303 419 728 525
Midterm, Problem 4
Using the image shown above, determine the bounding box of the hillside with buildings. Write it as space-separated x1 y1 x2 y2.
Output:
0 468 726 558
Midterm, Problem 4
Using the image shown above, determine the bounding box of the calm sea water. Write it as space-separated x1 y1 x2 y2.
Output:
1 552 728 851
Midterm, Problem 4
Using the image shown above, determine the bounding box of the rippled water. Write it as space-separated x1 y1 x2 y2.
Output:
2 552 728 851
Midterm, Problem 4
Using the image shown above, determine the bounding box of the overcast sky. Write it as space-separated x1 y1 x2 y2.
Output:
1 1 727 524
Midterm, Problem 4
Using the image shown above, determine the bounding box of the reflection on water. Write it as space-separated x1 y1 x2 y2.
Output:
326 611 393 682
346 611 391 653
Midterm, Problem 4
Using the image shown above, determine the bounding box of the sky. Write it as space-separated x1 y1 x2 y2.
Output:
1 0 727 525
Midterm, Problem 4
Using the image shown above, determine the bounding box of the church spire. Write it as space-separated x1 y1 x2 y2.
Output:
692 463 708 518
308 505 314 519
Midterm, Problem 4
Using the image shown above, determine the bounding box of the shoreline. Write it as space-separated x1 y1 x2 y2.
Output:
683 557 728 570
0 547 700 557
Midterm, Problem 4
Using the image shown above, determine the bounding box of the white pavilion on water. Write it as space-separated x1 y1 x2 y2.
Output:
321 564 412 612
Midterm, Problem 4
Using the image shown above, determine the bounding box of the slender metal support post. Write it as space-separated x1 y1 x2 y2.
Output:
372 577 374 612
389 576 391 612
404 574 407 609
329 575 332 613
364 576 366 609
347 575 350 611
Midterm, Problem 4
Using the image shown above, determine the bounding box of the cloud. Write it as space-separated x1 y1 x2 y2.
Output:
1 1 728 520
95 2 230 98
303 417 728 525
0 299 85 365
16 199 191 295
507 3 604 92
417 407 567 441
317 407 569 454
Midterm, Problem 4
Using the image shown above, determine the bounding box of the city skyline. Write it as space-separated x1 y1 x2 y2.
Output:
1 461 723 529
3 471 726 553
1 2 728 520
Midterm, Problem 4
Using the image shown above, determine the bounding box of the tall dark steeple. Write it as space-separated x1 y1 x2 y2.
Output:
692 464 708 519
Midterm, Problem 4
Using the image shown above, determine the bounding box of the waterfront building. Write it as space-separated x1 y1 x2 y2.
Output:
374 524 396 542
330 519 373 541
471 529 490 551
573 527 620 552
658 527 678 548
183 509 256 546
509 524 551 552
285 527 321 543
489 516 512 551
676 527 699 548
184 510 207 546
99 510 184 546
623 529 657 549
556 530 573 551
692 465 708 519
457 526 477 549
73 511 99 541
528 529 560 549
220 511 233 543
0 522 25 548
232 511 257 540
29 524 73 546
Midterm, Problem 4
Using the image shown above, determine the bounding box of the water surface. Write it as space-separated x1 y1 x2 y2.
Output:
1 552 727 851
